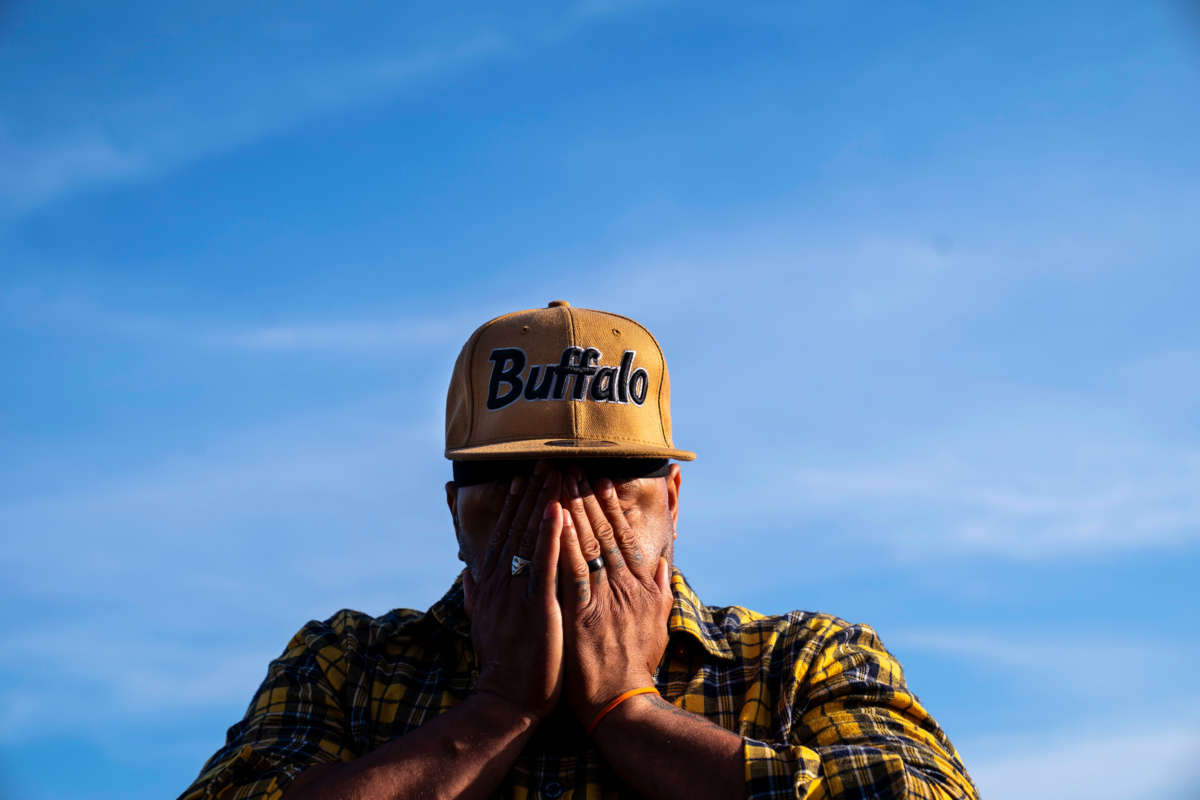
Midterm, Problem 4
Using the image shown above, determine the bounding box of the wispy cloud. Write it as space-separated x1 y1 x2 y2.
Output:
572 0 661 20
781 426 1200 559
1 0 667 217
214 319 463 353
0 629 273 710
891 629 1200 700
1 407 449 566
0 124 146 213
0 285 469 353
0 629 281 745
895 629 1200 797
1 28 509 217
965 721 1200 800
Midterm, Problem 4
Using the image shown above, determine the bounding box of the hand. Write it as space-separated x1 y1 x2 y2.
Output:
463 463 564 723
558 470 673 728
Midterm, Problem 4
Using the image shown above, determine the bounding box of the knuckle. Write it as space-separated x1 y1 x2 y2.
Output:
574 578 591 603
606 547 627 570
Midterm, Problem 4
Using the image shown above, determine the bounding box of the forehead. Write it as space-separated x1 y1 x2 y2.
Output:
451 458 669 488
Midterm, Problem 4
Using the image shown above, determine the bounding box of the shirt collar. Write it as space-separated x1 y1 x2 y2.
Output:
426 567 736 662
427 571 471 638
667 567 735 661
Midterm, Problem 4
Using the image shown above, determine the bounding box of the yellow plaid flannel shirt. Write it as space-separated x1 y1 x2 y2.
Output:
180 569 978 800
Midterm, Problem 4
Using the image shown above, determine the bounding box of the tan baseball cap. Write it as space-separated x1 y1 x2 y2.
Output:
445 301 696 461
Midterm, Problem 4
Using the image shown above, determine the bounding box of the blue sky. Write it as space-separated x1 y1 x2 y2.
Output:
2 1 1199 798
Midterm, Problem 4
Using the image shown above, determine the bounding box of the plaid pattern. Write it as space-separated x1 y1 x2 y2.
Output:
180 570 978 800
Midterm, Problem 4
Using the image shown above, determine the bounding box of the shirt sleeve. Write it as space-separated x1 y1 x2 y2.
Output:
177 618 359 800
742 621 979 800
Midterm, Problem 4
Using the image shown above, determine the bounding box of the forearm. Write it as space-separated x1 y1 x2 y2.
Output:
284 692 538 800
591 693 746 800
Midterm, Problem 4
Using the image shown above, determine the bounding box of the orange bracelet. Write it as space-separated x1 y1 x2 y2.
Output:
585 686 659 736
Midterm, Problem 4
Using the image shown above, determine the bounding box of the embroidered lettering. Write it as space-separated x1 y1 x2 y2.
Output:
487 348 527 410
486 347 650 411
628 367 649 405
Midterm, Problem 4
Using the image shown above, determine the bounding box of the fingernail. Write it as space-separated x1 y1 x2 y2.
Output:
598 478 614 497
543 500 559 519
510 475 525 495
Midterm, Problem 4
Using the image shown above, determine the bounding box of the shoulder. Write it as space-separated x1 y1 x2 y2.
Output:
705 603 895 678
669 570 882 671
709 603 858 648
279 606 435 662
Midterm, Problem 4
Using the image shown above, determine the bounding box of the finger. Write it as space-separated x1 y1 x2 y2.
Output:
481 474 526 575
515 469 561 563
563 469 604 566
574 473 626 573
595 478 649 576
501 462 551 565
529 499 562 602
558 508 591 614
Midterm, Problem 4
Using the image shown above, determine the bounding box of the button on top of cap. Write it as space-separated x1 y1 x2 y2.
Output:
547 300 570 308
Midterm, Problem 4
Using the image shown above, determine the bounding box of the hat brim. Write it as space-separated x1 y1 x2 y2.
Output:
446 438 696 462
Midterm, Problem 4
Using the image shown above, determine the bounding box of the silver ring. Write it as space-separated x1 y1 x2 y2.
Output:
511 555 531 576
586 557 604 573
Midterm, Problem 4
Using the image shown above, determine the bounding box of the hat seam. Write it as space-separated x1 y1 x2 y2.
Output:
647 324 669 447
565 304 579 442
462 328 482 447
584 309 671 447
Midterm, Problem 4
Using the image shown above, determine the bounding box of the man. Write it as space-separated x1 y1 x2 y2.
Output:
180 301 979 800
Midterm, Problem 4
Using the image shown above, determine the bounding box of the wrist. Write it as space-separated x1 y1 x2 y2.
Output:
471 687 548 730
586 687 660 738
578 670 655 716
579 679 659 733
